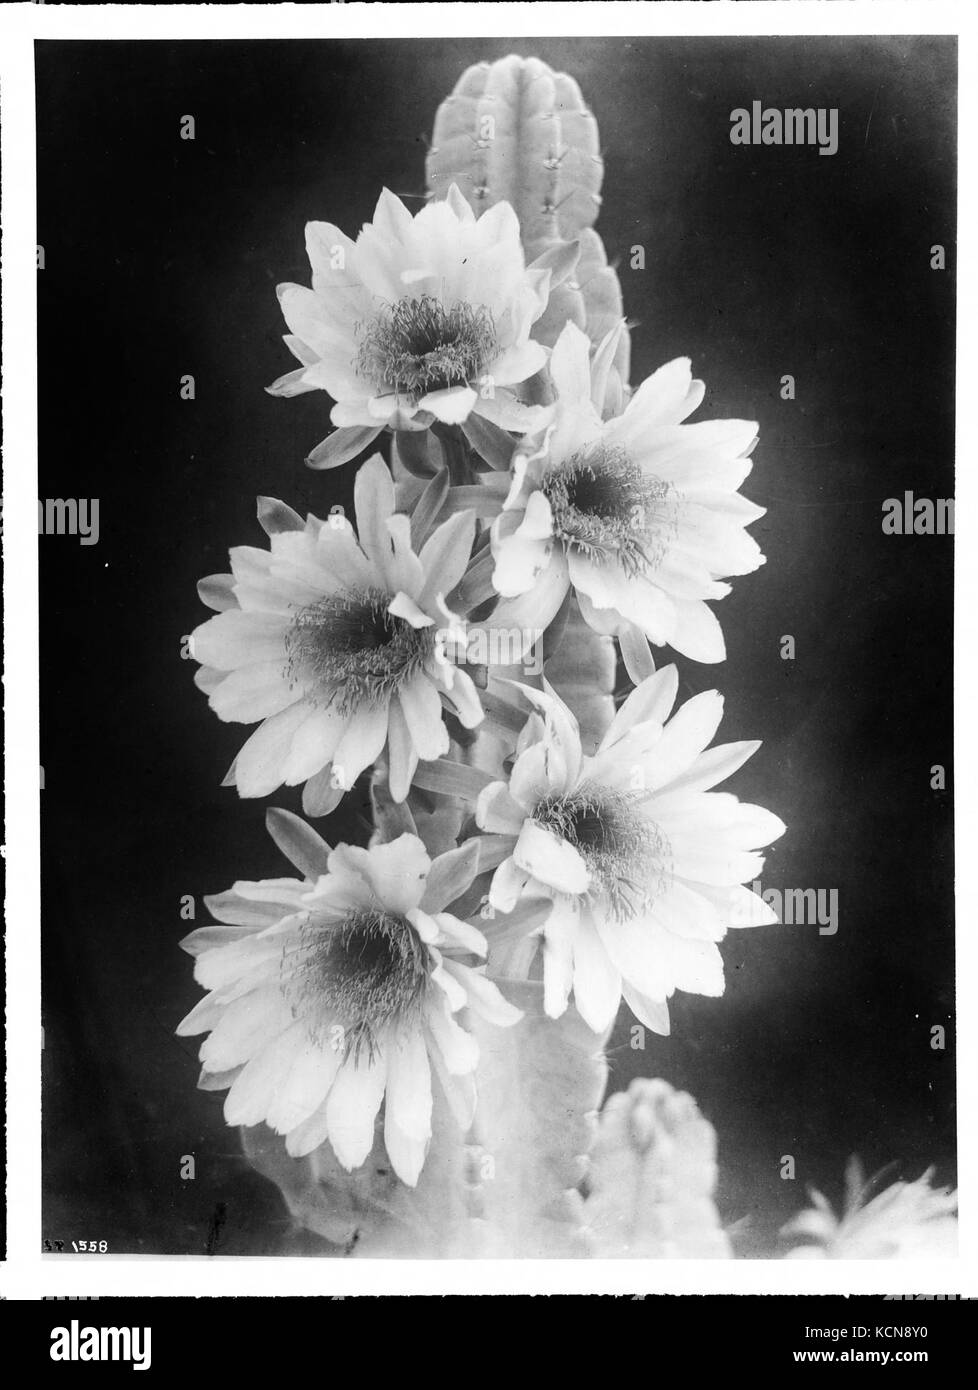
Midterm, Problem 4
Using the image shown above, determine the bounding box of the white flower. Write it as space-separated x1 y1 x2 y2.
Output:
474 666 785 1034
269 185 552 461
490 322 766 669
783 1159 958 1259
178 823 521 1187
191 455 483 811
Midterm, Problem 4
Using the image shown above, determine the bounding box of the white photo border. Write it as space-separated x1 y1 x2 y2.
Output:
3 0 975 1299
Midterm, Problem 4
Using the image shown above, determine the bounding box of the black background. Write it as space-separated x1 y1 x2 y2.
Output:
12 1298 975 1373
38 36 955 1257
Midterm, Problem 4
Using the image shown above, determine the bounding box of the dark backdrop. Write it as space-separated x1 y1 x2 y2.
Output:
37 36 956 1257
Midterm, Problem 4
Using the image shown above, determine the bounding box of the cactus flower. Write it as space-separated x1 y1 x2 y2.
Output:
474 667 785 1033
190 455 481 809
783 1159 958 1259
178 830 521 1187
491 322 766 669
269 185 553 464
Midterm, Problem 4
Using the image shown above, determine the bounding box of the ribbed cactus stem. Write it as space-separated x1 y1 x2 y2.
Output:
427 55 602 253
427 54 630 381
584 1079 733 1258
544 597 617 753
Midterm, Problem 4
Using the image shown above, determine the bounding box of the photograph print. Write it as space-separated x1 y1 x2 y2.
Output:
37 35 956 1260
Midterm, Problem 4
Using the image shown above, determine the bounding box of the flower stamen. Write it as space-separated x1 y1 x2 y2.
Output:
289 908 431 1060
356 295 498 400
285 588 434 713
541 443 680 578
534 784 671 919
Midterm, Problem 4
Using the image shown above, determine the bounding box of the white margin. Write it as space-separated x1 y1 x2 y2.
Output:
2 1 975 1300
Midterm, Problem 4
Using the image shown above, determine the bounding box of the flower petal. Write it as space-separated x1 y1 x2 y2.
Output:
476 780 529 834
426 1001 480 1074
549 321 593 404
330 702 390 790
419 511 476 609
491 338 549 387
420 841 481 914
622 984 671 1036
208 662 296 724
198 987 294 1072
599 665 679 750
304 222 359 291
266 1031 346 1135
688 881 780 928
647 880 726 942
437 666 484 729
281 705 349 785
475 392 552 435
572 915 622 1032
442 960 523 1026
265 807 332 880
386 695 421 803
488 855 533 913
641 690 725 789
383 1033 433 1186
234 702 317 798
222 1021 306 1127
541 897 577 1018
511 817 589 895
325 1048 388 1171
306 426 383 470
191 611 290 670
490 548 570 632
417 386 478 424
353 453 397 570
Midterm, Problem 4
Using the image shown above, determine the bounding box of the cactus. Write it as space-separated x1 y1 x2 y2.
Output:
241 984 608 1257
466 981 609 1256
427 54 630 381
427 56 626 747
583 1079 733 1258
782 1158 958 1260
220 51 815 1265
543 596 617 756
241 1086 478 1257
